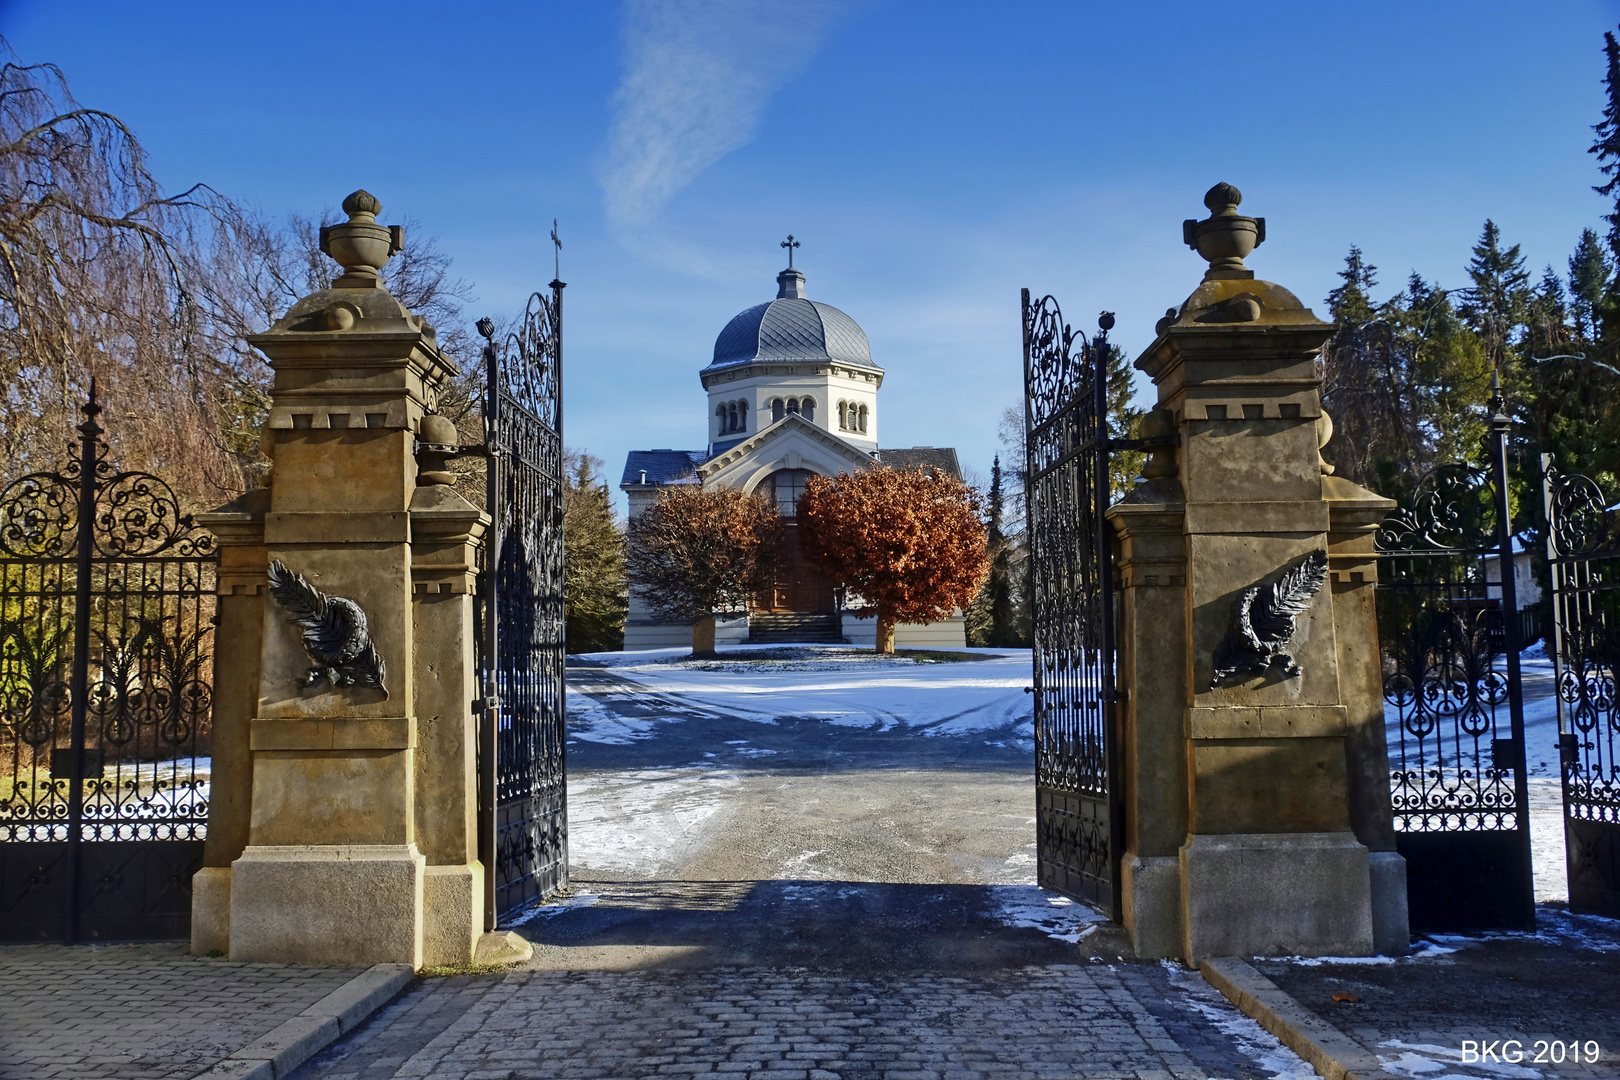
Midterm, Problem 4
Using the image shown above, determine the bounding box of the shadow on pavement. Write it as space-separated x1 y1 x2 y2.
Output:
507 879 1133 975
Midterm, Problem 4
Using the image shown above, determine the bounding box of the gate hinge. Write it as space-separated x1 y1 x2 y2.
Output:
447 442 493 460
474 695 501 713
1107 434 1179 452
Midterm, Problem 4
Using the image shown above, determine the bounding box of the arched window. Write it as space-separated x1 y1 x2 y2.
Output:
736 400 747 433
800 397 815 422
857 404 868 433
717 404 728 434
786 398 800 416
837 401 847 430
772 398 785 424
765 468 815 517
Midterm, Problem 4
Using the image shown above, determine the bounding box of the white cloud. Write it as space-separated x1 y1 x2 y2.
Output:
600 0 853 245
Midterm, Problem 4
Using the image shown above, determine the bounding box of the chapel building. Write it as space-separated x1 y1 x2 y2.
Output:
620 260 966 650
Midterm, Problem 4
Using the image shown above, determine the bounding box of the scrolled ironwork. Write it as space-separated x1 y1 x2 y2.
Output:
1024 293 1091 432
1022 287 1119 919
1376 440 1534 931
495 290 562 431
1544 462 1616 558
1375 461 1499 553
0 389 214 941
1384 605 1517 831
479 278 568 926
1542 455 1620 915
0 473 78 558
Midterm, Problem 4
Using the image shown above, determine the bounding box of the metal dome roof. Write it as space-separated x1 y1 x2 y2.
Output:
705 269 878 372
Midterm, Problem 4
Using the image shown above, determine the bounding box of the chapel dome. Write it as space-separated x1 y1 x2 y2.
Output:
705 268 878 372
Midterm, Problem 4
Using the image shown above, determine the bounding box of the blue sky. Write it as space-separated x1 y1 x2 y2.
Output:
5 0 1617 507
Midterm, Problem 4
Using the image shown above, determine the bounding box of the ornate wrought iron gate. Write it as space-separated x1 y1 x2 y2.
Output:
1022 291 1122 918
0 387 215 942
477 280 568 927
1373 391 1534 932
1541 456 1620 918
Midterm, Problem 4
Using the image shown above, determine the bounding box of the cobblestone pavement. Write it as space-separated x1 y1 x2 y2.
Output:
291 960 1313 1080
0 942 364 1080
1253 906 1620 1079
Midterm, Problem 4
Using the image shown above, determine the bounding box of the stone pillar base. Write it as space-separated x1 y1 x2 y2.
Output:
423 863 482 968
1368 849 1410 955
229 843 426 967
190 866 232 956
1180 831 1373 962
1123 855 1183 958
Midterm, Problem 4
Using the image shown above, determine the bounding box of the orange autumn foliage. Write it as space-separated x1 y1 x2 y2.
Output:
798 466 990 652
624 486 783 652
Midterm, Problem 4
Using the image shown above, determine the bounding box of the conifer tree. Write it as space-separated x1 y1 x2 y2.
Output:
1462 220 1532 377
563 451 627 653
1568 228 1612 340
1591 29 1620 263
966 456 1017 647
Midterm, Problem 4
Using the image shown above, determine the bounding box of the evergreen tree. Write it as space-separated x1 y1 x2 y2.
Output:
563 451 628 653
1568 228 1611 340
1461 220 1532 375
1591 30 1620 262
966 456 1017 648
1405 274 1491 474
1101 341 1146 498
1319 249 1422 493
1326 245 1378 323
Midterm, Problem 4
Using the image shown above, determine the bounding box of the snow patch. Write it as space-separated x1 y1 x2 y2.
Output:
575 647 1036 741
1160 962 1320 1079
985 885 1106 944
506 890 601 925
566 767 742 876
1377 1039 1542 1079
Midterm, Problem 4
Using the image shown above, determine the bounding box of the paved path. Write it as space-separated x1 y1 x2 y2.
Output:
1252 908 1620 1079
291 960 1308 1080
0 942 364 1079
289 653 1320 1080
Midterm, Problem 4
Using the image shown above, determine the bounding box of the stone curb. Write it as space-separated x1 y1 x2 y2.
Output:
1200 957 1391 1080
190 963 416 1080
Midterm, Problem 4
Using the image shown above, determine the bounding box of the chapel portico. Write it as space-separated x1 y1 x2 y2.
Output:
622 249 967 649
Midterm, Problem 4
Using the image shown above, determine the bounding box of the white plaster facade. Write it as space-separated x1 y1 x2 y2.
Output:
620 264 967 651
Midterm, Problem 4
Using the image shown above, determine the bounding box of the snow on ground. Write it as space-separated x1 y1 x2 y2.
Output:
573 641 1585 901
566 765 743 877
574 645 1036 746
986 884 1106 943
1382 643 1573 903
1159 961 1323 1080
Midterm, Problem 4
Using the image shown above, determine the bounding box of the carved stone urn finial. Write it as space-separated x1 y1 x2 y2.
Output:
319 189 404 289
1183 181 1266 281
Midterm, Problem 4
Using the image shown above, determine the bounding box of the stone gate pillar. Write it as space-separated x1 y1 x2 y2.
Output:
190 191 498 968
1109 183 1408 962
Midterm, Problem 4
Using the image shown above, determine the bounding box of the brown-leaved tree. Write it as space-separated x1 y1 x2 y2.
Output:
624 486 783 655
798 465 989 654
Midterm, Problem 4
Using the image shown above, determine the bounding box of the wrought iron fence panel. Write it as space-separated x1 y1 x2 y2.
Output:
1022 289 1120 918
1542 456 1620 917
478 282 568 927
0 388 214 942
1373 399 1533 932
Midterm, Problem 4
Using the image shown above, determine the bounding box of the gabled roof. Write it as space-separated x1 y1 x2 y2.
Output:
621 449 706 488
877 447 962 480
697 412 877 484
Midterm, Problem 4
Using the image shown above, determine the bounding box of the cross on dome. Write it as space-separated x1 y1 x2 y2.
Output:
780 234 800 268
